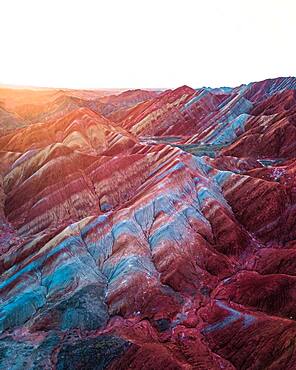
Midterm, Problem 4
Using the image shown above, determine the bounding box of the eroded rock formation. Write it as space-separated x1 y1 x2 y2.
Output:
0 78 296 369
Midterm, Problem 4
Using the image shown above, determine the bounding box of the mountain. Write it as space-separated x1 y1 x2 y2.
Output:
0 86 121 123
0 77 296 369
0 107 27 134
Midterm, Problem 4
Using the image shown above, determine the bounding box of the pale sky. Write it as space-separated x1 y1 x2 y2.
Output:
0 0 295 89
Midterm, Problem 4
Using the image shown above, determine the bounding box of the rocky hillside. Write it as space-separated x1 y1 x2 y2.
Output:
0 78 296 369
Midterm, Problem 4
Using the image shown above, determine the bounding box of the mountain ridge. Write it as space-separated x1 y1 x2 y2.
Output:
0 77 296 369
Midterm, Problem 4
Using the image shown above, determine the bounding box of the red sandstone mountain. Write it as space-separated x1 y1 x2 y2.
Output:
0 78 296 369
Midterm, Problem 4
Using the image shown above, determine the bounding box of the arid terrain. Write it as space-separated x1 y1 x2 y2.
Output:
0 77 296 369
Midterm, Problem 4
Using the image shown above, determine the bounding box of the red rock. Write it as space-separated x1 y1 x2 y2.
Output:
0 77 296 369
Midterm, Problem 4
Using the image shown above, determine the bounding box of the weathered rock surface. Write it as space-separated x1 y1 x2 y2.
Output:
0 77 296 369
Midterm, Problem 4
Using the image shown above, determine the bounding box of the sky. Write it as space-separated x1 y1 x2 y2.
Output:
0 0 295 89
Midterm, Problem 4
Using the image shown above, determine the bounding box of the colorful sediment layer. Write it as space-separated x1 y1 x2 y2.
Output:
0 77 296 369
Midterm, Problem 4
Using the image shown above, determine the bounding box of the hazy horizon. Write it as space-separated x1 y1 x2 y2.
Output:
0 75 295 93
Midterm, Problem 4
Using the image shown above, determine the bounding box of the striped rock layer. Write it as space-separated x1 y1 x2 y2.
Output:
0 77 296 369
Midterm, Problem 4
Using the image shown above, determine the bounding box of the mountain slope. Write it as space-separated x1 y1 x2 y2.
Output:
0 77 296 370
